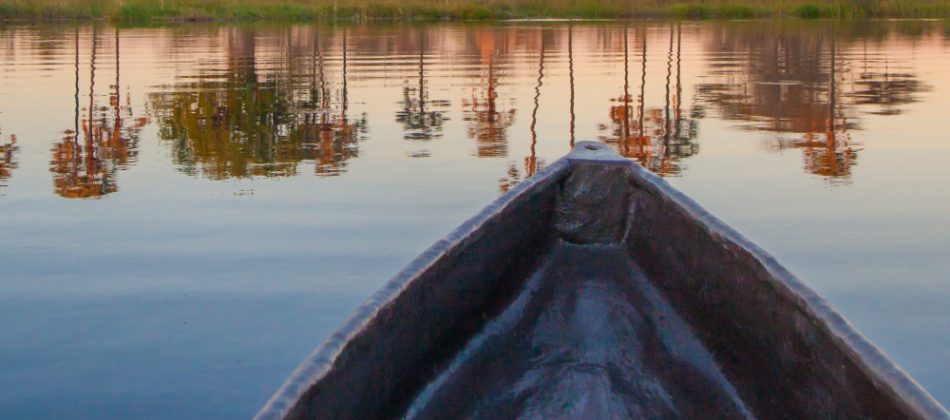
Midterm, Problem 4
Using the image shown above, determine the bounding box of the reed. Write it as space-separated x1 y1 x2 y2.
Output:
0 0 948 22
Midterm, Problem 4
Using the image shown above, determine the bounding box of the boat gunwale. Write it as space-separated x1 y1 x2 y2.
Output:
254 158 572 420
257 141 948 419
617 142 949 419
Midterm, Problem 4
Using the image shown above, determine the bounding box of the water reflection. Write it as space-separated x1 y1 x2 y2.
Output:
500 29 550 193
600 24 699 177
0 44 18 192
697 22 927 183
0 21 940 195
3 20 950 418
765 31 858 181
569 24 577 147
464 29 516 159
0 133 16 191
50 27 143 199
395 29 449 157
849 42 927 115
149 28 366 179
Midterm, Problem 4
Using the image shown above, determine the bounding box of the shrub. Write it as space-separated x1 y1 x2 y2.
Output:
795 3 822 18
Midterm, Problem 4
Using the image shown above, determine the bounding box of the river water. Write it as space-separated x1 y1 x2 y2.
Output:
1 20 948 417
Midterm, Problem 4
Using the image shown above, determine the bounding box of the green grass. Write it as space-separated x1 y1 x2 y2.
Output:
0 0 948 22
670 4 770 18
794 3 822 18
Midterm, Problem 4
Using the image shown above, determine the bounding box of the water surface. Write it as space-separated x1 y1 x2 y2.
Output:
1 19 949 418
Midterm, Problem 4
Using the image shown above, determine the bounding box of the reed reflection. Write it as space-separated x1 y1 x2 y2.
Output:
149 27 365 180
0 133 16 191
849 41 927 116
50 27 143 199
395 29 449 158
464 29 516 158
697 22 927 183
569 24 576 148
601 24 698 177
14 22 938 196
309 28 366 177
500 29 549 193
765 30 858 182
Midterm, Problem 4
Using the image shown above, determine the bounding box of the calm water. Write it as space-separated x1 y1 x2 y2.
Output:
1 20 949 417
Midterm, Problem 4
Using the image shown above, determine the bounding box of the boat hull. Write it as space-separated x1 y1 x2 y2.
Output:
257 142 948 419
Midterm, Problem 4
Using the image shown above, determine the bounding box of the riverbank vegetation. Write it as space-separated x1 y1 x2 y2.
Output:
1 0 948 22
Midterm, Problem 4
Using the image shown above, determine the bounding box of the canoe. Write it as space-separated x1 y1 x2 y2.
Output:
256 141 948 419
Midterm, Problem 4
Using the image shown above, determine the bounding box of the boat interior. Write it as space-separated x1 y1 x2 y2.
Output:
261 142 942 420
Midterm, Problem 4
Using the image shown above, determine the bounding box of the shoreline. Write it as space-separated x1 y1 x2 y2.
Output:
2 0 949 24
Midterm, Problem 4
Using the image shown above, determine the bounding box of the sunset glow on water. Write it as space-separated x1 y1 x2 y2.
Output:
2 20 949 417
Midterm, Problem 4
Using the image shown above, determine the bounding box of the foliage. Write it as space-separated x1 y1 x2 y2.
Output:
1 0 949 21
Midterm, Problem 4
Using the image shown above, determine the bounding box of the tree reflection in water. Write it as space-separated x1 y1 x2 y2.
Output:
849 39 928 116
149 27 366 180
0 133 16 191
764 28 858 183
464 29 516 159
499 29 550 193
50 27 144 199
696 22 927 184
309 28 366 177
601 23 698 177
569 23 576 148
395 28 450 158
23 22 935 196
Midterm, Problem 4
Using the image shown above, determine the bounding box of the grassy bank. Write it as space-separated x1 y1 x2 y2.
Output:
1 0 949 22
